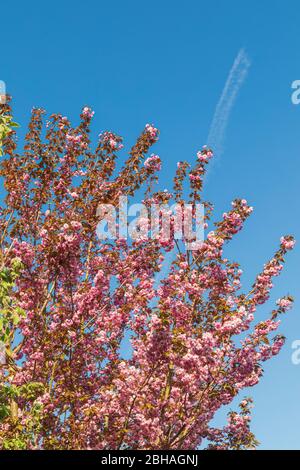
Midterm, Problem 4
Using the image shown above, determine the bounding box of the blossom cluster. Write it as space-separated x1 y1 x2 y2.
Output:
0 100 295 450
144 154 162 171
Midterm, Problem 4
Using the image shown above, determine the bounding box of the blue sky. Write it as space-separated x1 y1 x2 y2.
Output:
1 0 300 449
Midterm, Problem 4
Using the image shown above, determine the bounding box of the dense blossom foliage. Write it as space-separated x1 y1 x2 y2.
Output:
0 98 295 449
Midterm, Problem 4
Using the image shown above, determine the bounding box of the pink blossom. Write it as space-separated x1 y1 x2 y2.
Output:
276 297 293 310
144 154 161 171
280 236 296 251
82 106 95 118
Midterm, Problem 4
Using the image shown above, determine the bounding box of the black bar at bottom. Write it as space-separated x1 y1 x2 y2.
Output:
0 449 299 466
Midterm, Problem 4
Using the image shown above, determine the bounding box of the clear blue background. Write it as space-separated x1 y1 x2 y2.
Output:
1 0 299 449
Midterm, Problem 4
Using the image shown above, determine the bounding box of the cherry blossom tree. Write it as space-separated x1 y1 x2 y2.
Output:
0 98 295 449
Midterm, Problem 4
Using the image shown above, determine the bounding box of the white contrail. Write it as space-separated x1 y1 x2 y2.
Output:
152 50 250 294
207 48 251 157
